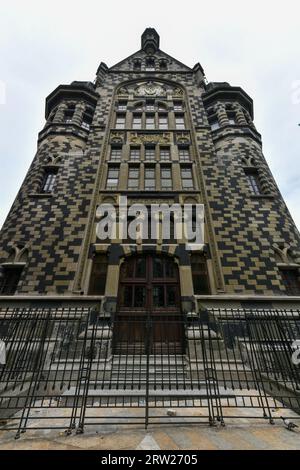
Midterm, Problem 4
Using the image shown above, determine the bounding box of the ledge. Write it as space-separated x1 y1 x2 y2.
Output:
249 194 275 200
0 295 104 301
28 193 54 199
203 85 254 118
210 126 262 144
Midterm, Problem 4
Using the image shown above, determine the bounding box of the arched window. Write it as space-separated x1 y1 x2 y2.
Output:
133 59 141 70
159 59 167 70
145 57 155 71
64 103 75 123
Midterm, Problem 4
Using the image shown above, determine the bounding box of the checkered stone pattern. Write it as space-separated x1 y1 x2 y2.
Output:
197 133 300 294
0 129 105 294
1 41 299 297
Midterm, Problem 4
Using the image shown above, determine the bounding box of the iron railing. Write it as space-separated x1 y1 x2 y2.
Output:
0 307 299 438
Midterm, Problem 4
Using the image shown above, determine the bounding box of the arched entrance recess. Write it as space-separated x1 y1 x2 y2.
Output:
114 254 184 353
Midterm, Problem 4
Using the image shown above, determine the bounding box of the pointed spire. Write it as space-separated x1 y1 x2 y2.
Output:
141 28 160 54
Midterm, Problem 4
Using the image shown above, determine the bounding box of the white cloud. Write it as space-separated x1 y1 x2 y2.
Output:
0 0 299 231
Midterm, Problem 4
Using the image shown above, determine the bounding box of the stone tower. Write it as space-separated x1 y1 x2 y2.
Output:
0 27 299 316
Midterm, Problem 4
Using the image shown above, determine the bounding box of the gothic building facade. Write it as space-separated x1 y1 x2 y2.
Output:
1 28 300 319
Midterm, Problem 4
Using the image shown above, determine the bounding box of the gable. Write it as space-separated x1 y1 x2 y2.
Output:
109 49 192 73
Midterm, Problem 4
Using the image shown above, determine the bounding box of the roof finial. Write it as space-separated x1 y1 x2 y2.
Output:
141 28 160 54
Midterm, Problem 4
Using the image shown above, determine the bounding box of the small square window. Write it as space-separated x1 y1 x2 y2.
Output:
146 115 155 129
145 168 156 190
158 114 168 130
175 114 185 130
132 115 142 129
110 147 122 161
115 114 126 129
145 146 156 161
130 147 140 161
146 101 155 112
179 147 190 162
106 167 120 189
160 147 170 161
181 167 194 189
161 167 172 190
128 167 140 190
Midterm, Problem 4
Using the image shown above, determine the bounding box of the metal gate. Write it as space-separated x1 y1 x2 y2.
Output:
0 307 299 438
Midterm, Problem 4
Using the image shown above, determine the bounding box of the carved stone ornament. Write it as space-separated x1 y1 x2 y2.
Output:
172 87 184 96
175 132 191 145
135 82 166 96
110 131 125 143
128 199 175 205
118 86 129 95
129 132 171 145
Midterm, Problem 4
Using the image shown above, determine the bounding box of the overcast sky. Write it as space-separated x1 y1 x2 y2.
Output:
0 0 299 231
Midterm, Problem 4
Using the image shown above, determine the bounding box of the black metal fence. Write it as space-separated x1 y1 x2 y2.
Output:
0 307 299 438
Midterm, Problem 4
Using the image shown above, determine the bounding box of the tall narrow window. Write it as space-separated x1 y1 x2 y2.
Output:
144 168 156 190
179 147 191 162
110 146 122 161
130 147 140 161
191 254 210 294
145 146 156 161
64 105 75 123
88 254 108 295
158 114 168 130
133 59 141 70
181 167 194 189
245 169 261 195
280 269 300 296
146 114 155 129
115 114 126 129
0 266 23 295
106 166 119 189
42 169 58 193
159 59 167 70
228 112 236 125
175 114 185 130
160 147 170 161
81 108 93 130
128 167 140 190
145 58 155 71
132 114 142 129
161 167 172 190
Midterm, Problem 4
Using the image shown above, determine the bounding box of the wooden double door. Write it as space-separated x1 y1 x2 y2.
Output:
114 254 184 353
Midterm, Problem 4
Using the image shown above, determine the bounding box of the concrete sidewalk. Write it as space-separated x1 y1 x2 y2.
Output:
0 419 299 450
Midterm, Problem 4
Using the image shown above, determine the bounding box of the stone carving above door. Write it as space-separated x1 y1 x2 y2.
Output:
135 82 166 97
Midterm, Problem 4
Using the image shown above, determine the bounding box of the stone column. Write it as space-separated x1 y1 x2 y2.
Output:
233 104 247 125
216 104 229 127
139 163 145 190
53 102 67 123
72 101 86 127
119 162 128 190
172 163 181 190
155 163 161 190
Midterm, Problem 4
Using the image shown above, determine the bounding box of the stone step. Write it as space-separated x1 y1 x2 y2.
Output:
62 386 236 398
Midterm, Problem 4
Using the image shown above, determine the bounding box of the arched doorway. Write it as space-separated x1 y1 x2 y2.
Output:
114 254 183 353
